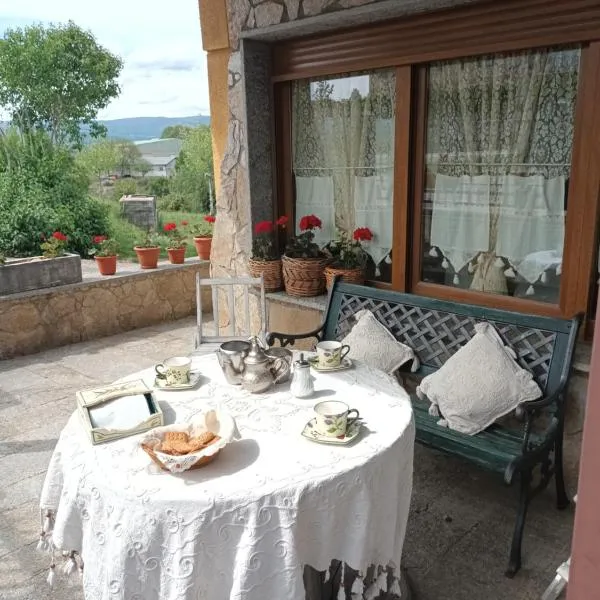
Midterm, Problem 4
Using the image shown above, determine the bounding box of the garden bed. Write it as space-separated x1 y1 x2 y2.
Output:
0 253 82 296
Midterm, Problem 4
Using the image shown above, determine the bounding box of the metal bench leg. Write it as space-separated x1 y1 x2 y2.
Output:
506 470 532 578
554 433 570 511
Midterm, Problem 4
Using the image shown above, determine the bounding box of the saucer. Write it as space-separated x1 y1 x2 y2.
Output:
301 418 361 445
154 371 202 391
308 357 353 372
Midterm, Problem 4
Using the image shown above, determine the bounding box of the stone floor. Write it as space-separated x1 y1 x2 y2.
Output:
0 317 574 600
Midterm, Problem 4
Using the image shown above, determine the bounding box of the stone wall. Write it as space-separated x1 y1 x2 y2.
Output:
0 262 210 360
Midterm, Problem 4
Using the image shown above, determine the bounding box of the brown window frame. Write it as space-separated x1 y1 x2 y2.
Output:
272 0 600 329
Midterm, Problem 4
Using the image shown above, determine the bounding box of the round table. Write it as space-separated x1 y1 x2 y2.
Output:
40 353 415 600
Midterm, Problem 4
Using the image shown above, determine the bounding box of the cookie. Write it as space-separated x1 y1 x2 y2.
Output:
187 433 220 452
164 431 189 444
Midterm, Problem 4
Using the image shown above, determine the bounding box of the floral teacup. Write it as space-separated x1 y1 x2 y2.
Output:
155 356 191 386
314 400 360 438
315 341 350 368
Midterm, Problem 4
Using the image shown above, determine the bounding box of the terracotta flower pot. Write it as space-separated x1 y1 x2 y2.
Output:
167 247 186 264
282 255 329 297
95 255 117 276
194 236 212 260
134 246 160 269
324 265 365 289
248 258 283 292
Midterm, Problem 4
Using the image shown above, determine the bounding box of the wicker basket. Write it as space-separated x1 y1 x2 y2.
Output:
141 443 220 471
324 265 365 289
282 255 328 297
248 258 282 292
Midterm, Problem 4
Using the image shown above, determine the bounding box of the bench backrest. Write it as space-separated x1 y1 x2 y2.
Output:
324 282 580 398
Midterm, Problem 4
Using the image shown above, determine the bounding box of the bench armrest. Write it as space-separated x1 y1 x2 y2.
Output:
266 323 326 348
516 389 562 417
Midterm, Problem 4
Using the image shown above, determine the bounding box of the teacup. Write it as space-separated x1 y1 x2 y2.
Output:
314 400 360 438
315 341 350 368
155 356 192 386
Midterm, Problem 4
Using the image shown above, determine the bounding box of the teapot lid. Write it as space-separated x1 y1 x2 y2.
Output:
244 336 269 364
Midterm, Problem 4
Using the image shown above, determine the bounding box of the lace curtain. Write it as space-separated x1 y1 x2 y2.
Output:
426 47 580 295
292 71 396 271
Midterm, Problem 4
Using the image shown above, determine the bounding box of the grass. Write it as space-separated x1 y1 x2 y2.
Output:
101 199 207 260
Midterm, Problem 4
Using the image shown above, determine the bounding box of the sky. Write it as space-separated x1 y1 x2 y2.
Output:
0 0 209 120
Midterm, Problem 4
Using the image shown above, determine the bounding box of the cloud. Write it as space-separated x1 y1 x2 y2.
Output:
0 0 210 120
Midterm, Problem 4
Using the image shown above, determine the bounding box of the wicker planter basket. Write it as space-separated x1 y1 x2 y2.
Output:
324 265 365 289
282 255 328 297
248 258 282 292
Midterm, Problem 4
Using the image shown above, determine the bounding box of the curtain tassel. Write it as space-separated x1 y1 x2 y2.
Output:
441 258 449 269
323 567 330 584
364 581 380 600
541 271 548 284
556 263 562 276
467 262 476 274
63 552 77 578
389 576 402 596
494 256 504 268
384 254 392 264
351 574 364 596
375 570 387 591
337 563 345 600
452 274 460 285
428 248 439 257
526 285 535 296
437 418 449 428
504 267 516 278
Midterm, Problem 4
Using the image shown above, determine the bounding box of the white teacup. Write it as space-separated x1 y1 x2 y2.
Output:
315 341 350 368
314 400 360 438
155 356 191 386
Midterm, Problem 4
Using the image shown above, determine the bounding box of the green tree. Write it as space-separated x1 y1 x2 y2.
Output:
161 125 193 139
76 139 119 185
0 21 122 147
113 140 150 177
170 125 213 212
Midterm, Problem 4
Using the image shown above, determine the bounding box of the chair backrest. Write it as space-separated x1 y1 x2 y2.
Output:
323 281 580 398
195 275 267 346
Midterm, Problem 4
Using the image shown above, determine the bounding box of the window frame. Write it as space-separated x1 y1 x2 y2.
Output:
272 0 600 327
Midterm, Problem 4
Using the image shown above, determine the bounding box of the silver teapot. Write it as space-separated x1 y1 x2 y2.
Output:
216 337 290 393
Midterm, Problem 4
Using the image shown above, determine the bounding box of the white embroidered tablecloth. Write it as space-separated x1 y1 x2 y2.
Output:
40 353 415 600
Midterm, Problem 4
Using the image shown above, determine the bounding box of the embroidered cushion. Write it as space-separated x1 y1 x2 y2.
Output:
341 309 419 374
416 322 542 435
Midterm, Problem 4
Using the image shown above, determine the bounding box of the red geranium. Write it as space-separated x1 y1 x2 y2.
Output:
163 222 177 232
52 231 67 242
181 220 189 226
276 216 289 228
93 235 107 244
204 215 216 224
353 227 373 242
299 214 322 231
254 220 274 235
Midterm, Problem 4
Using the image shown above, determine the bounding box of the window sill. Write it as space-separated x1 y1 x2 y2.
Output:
265 290 328 312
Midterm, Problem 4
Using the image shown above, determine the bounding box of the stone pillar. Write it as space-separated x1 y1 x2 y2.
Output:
198 0 231 197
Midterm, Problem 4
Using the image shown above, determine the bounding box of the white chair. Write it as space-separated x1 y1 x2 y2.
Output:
193 275 267 356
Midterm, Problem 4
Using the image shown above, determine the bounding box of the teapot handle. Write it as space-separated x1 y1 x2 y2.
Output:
270 357 290 384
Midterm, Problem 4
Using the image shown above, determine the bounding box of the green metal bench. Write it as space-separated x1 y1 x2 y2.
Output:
267 279 581 577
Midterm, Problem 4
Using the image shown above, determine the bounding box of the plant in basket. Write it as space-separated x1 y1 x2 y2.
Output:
324 227 373 288
188 215 215 260
163 222 187 264
134 229 161 269
248 216 288 292
282 214 329 297
89 235 119 276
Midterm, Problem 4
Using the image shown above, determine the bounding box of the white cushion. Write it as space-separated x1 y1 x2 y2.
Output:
416 322 542 435
341 309 419 374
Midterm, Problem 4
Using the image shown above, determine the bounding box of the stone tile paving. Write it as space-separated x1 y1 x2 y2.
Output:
0 317 574 600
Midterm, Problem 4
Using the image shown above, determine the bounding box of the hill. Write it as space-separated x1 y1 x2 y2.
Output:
99 115 210 141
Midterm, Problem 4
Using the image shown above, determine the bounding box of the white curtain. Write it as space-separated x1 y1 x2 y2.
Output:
292 72 395 268
426 47 579 294
295 176 336 247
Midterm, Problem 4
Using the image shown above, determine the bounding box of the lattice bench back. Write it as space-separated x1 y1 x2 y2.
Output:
324 282 580 397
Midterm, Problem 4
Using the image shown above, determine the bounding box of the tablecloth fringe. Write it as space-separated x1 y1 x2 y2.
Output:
37 509 83 589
